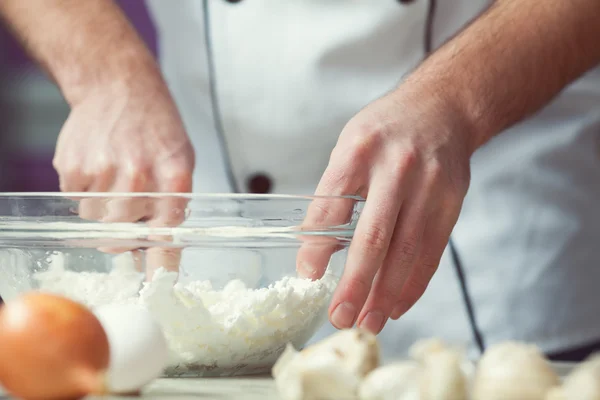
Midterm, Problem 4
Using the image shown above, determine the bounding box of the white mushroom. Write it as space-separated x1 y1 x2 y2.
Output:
472 341 560 400
409 337 448 362
546 354 600 400
272 329 380 400
419 346 469 400
407 338 470 400
359 362 421 400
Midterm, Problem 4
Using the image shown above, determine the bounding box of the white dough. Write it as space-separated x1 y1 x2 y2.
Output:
93 303 168 393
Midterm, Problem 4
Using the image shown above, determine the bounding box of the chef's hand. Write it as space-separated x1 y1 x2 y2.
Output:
297 85 475 334
53 75 195 275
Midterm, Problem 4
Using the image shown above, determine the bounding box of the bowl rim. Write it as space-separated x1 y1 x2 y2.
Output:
0 192 366 201
0 192 363 247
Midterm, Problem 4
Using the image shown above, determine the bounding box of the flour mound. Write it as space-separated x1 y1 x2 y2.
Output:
34 253 336 376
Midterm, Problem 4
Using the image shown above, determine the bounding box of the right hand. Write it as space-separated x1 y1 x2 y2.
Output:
53 75 195 275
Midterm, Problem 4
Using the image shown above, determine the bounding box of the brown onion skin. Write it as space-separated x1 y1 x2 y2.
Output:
0 292 110 400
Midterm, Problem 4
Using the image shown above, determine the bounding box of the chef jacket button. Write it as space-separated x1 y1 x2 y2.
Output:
225 0 243 3
398 0 416 4
246 173 272 194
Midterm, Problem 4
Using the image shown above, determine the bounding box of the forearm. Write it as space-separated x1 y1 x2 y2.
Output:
405 0 600 152
0 0 162 106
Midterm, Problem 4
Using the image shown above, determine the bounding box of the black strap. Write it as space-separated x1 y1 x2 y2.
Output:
449 236 486 355
202 0 240 193
425 0 437 54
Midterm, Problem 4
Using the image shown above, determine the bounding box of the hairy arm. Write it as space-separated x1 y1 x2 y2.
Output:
0 0 161 106
408 0 600 150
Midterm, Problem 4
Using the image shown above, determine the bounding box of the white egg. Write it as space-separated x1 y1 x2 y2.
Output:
93 304 168 394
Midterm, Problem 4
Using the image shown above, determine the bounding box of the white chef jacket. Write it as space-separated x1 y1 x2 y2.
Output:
146 0 600 360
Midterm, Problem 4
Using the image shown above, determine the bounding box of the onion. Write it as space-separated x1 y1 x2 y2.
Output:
0 292 110 400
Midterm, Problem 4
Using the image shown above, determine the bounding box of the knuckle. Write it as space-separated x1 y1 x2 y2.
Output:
452 169 471 196
320 167 355 193
389 151 418 177
160 165 193 191
51 156 61 171
420 261 439 280
378 283 401 307
403 277 428 301
425 159 444 182
95 161 116 178
397 239 419 262
343 274 373 301
60 162 80 178
362 224 390 252
311 202 334 226
347 123 387 162
412 262 437 290
124 160 150 179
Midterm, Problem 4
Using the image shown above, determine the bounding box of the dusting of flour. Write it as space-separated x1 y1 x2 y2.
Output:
33 253 337 376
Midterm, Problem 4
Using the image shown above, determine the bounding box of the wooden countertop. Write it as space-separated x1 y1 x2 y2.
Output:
0 376 278 400
0 363 576 400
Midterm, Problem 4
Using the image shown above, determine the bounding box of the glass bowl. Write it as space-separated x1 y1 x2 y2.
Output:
0 193 363 377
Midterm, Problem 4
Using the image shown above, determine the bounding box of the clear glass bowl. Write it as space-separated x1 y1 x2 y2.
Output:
0 193 363 377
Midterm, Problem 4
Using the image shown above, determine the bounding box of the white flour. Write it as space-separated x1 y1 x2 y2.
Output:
33 253 337 376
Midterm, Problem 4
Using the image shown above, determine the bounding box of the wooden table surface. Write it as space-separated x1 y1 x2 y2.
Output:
0 376 278 400
0 363 576 399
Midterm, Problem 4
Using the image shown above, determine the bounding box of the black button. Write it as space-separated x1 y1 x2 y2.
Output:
225 0 243 3
398 0 416 3
247 173 272 194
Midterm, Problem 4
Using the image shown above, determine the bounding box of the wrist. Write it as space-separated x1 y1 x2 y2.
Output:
395 73 486 157
59 45 165 107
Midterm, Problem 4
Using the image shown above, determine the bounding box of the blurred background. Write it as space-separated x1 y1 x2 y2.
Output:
0 1 157 192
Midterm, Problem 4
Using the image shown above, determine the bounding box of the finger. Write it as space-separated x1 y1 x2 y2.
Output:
390 204 461 320
96 166 152 254
101 166 152 223
60 168 95 218
57 165 92 193
328 173 404 330
356 185 431 333
295 196 359 280
152 162 192 226
77 164 116 221
296 161 364 280
78 197 110 221
144 164 192 280
144 192 188 280
145 247 182 281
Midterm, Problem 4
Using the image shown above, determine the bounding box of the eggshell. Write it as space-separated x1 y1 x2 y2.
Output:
93 304 168 393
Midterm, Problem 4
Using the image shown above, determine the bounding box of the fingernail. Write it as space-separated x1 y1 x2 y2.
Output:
331 302 357 329
360 311 386 334
298 261 317 278
391 302 410 320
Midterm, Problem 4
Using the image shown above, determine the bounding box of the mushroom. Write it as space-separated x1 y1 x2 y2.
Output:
471 341 560 400
546 354 600 400
418 344 469 400
359 338 470 400
272 329 380 400
358 361 421 400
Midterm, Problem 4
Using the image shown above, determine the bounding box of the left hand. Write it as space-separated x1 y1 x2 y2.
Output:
297 84 475 334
